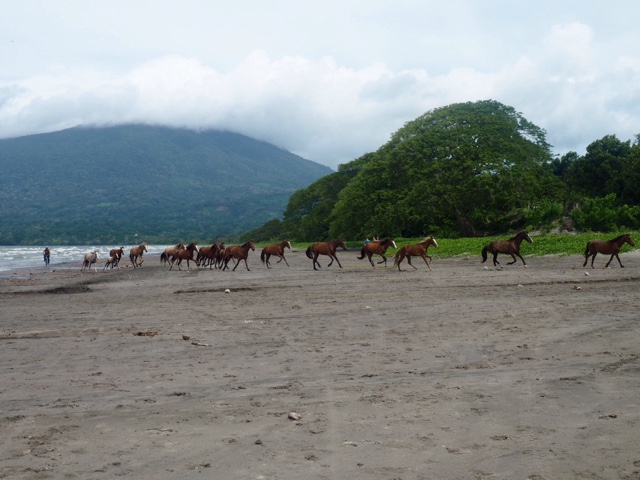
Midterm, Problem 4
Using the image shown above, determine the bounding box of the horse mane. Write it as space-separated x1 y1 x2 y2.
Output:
611 233 630 242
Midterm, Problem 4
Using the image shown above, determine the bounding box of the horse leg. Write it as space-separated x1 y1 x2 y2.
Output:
421 254 432 271
333 254 343 268
232 258 241 271
407 255 417 270
367 253 375 268
265 253 272 268
280 254 290 267
507 254 517 265
606 253 624 268
515 253 526 266
590 252 597 268
492 253 500 267
312 253 320 270
244 258 251 271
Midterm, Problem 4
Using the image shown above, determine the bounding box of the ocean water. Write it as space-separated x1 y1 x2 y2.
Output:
0 245 171 272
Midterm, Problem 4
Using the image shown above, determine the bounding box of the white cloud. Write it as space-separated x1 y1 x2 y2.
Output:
1 1 640 169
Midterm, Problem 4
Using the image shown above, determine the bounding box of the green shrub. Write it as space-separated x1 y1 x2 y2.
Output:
570 194 640 231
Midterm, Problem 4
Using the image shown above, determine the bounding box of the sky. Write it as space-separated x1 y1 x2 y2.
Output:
1 1 639 170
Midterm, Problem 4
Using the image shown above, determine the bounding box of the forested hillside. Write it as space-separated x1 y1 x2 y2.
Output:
0 125 333 244
244 100 640 241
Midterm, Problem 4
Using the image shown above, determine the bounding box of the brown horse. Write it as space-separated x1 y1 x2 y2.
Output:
583 233 635 268
129 243 148 268
358 238 397 267
197 242 225 269
103 255 118 270
306 240 348 270
169 242 199 271
108 247 125 268
481 231 532 267
222 241 256 271
160 243 185 266
394 236 438 271
260 240 292 268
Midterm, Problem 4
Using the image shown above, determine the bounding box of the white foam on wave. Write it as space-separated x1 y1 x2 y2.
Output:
0 245 172 272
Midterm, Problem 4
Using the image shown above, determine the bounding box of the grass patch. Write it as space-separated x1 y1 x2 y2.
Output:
285 232 637 259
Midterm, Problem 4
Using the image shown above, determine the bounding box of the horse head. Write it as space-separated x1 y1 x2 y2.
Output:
625 233 635 247
423 236 438 248
338 240 347 250
284 240 292 249
519 231 533 244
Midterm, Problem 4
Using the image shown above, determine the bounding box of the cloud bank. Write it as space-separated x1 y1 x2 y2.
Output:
1 8 639 170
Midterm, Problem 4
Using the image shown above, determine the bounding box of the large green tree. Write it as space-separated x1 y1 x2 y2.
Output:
565 134 632 201
329 100 564 238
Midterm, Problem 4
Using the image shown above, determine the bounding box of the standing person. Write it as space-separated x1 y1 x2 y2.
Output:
43 246 50 266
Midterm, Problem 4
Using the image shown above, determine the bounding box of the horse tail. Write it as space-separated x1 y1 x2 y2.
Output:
584 241 591 257
160 252 166 263
393 247 403 267
260 249 266 264
481 246 488 263
305 246 313 259
357 246 366 259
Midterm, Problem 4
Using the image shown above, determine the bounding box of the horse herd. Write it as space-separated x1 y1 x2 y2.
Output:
79 232 636 273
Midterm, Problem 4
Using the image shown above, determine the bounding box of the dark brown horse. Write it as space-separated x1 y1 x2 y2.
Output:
129 243 148 269
394 236 438 271
222 241 256 271
197 242 225 269
260 240 292 268
583 233 635 268
160 243 185 266
306 240 348 270
481 231 532 267
358 238 397 267
169 242 199 271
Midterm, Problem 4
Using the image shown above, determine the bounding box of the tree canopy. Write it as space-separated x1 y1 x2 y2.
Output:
326 100 564 238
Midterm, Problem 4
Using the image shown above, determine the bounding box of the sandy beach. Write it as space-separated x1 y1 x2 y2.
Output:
1 248 639 479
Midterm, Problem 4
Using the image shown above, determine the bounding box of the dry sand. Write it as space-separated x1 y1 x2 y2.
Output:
1 248 639 479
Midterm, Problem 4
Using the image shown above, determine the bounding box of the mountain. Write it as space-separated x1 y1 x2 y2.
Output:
0 125 333 245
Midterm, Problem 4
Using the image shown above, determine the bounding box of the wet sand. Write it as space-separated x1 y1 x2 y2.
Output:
1 249 639 479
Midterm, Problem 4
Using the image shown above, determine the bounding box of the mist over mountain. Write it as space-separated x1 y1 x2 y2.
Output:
0 125 333 245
